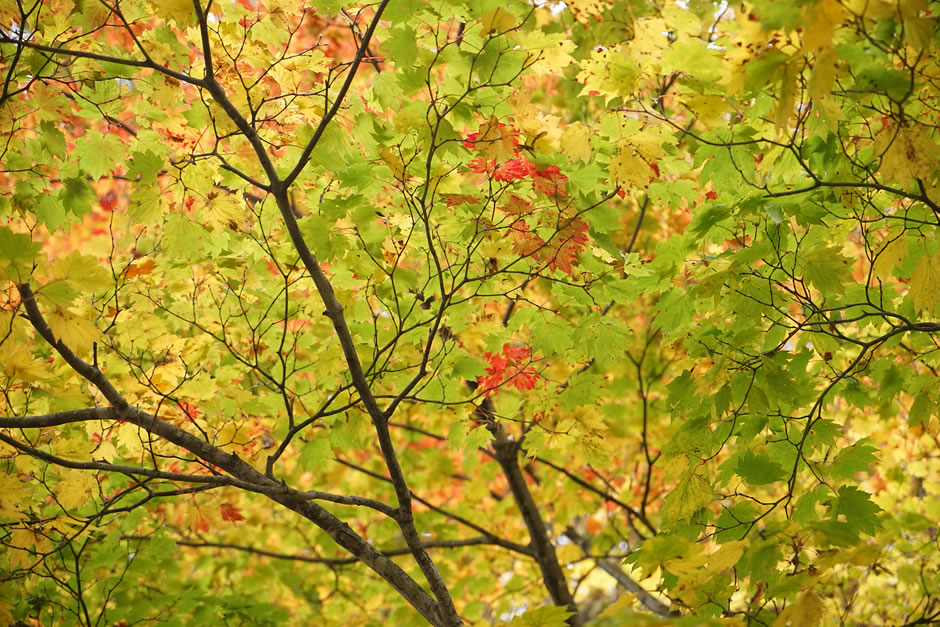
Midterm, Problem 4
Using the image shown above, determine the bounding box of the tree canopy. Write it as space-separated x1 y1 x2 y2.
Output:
1 0 939 624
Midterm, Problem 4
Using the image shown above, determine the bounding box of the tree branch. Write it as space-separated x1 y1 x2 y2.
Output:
492 426 582 626
13 283 451 626
563 529 674 617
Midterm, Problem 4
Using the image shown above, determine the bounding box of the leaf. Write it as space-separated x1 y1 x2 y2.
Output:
828 438 878 480
910 253 940 314
660 472 712 524
519 31 576 76
57 470 98 510
802 245 852 294
773 590 825 626
908 392 936 426
610 144 653 189
45 306 103 356
872 239 907 282
508 606 574 626
736 450 787 485
72 132 126 179
127 150 165 186
220 502 245 522
561 122 592 164
0 227 40 281
833 486 883 536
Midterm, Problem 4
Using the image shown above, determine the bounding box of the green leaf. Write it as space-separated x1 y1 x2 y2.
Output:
0 227 40 281
73 132 126 179
802 245 852 295
833 486 883 536
828 438 878 480
735 450 787 485
660 472 712 524
127 151 165 186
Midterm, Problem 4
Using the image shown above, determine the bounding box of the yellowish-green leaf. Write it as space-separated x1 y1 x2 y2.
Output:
46 306 103 356
660 472 712 523
872 239 907 282
910 253 940 313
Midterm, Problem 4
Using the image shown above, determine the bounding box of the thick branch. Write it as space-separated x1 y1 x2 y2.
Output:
492 427 582 626
183 3 456 615
14 285 450 626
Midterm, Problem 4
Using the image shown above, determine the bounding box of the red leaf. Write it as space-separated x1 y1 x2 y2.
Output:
531 165 567 197
220 502 245 522
493 158 536 181
476 344 540 397
544 219 589 276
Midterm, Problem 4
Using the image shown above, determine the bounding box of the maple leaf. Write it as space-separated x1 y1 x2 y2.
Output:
493 158 536 182
531 165 568 197
464 117 519 161
910 253 940 314
543 219 589 276
510 220 545 258
220 502 246 522
443 194 480 207
500 193 535 216
476 344 540 397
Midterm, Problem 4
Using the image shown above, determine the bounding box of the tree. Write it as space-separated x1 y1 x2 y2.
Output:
0 0 938 623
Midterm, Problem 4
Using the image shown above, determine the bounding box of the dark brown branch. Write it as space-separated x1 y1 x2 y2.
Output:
14 283 450 626
0 34 200 86
492 426 582 626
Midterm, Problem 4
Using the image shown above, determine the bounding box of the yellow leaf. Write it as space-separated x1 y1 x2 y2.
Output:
872 239 907 282
0 347 48 382
57 470 99 510
481 7 515 34
807 47 839 102
472 116 519 162
610 143 653 190
910 253 940 314
801 0 845 52
379 146 407 179
708 540 748 573
0 473 32 521
565 0 611 24
561 123 592 163
775 62 799 133
628 18 669 70
45 306 102 356
203 191 245 230
217 421 252 448
660 472 712 523
0 600 13 626
876 127 940 186
92 439 118 463
683 94 727 129
53 252 112 291
150 0 192 22
577 46 639 103
664 543 708 576
116 423 145 457
773 590 825 626
521 31 576 76
663 3 701 36
597 593 637 617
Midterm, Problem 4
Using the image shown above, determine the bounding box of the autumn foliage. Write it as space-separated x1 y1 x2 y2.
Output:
1 0 939 625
